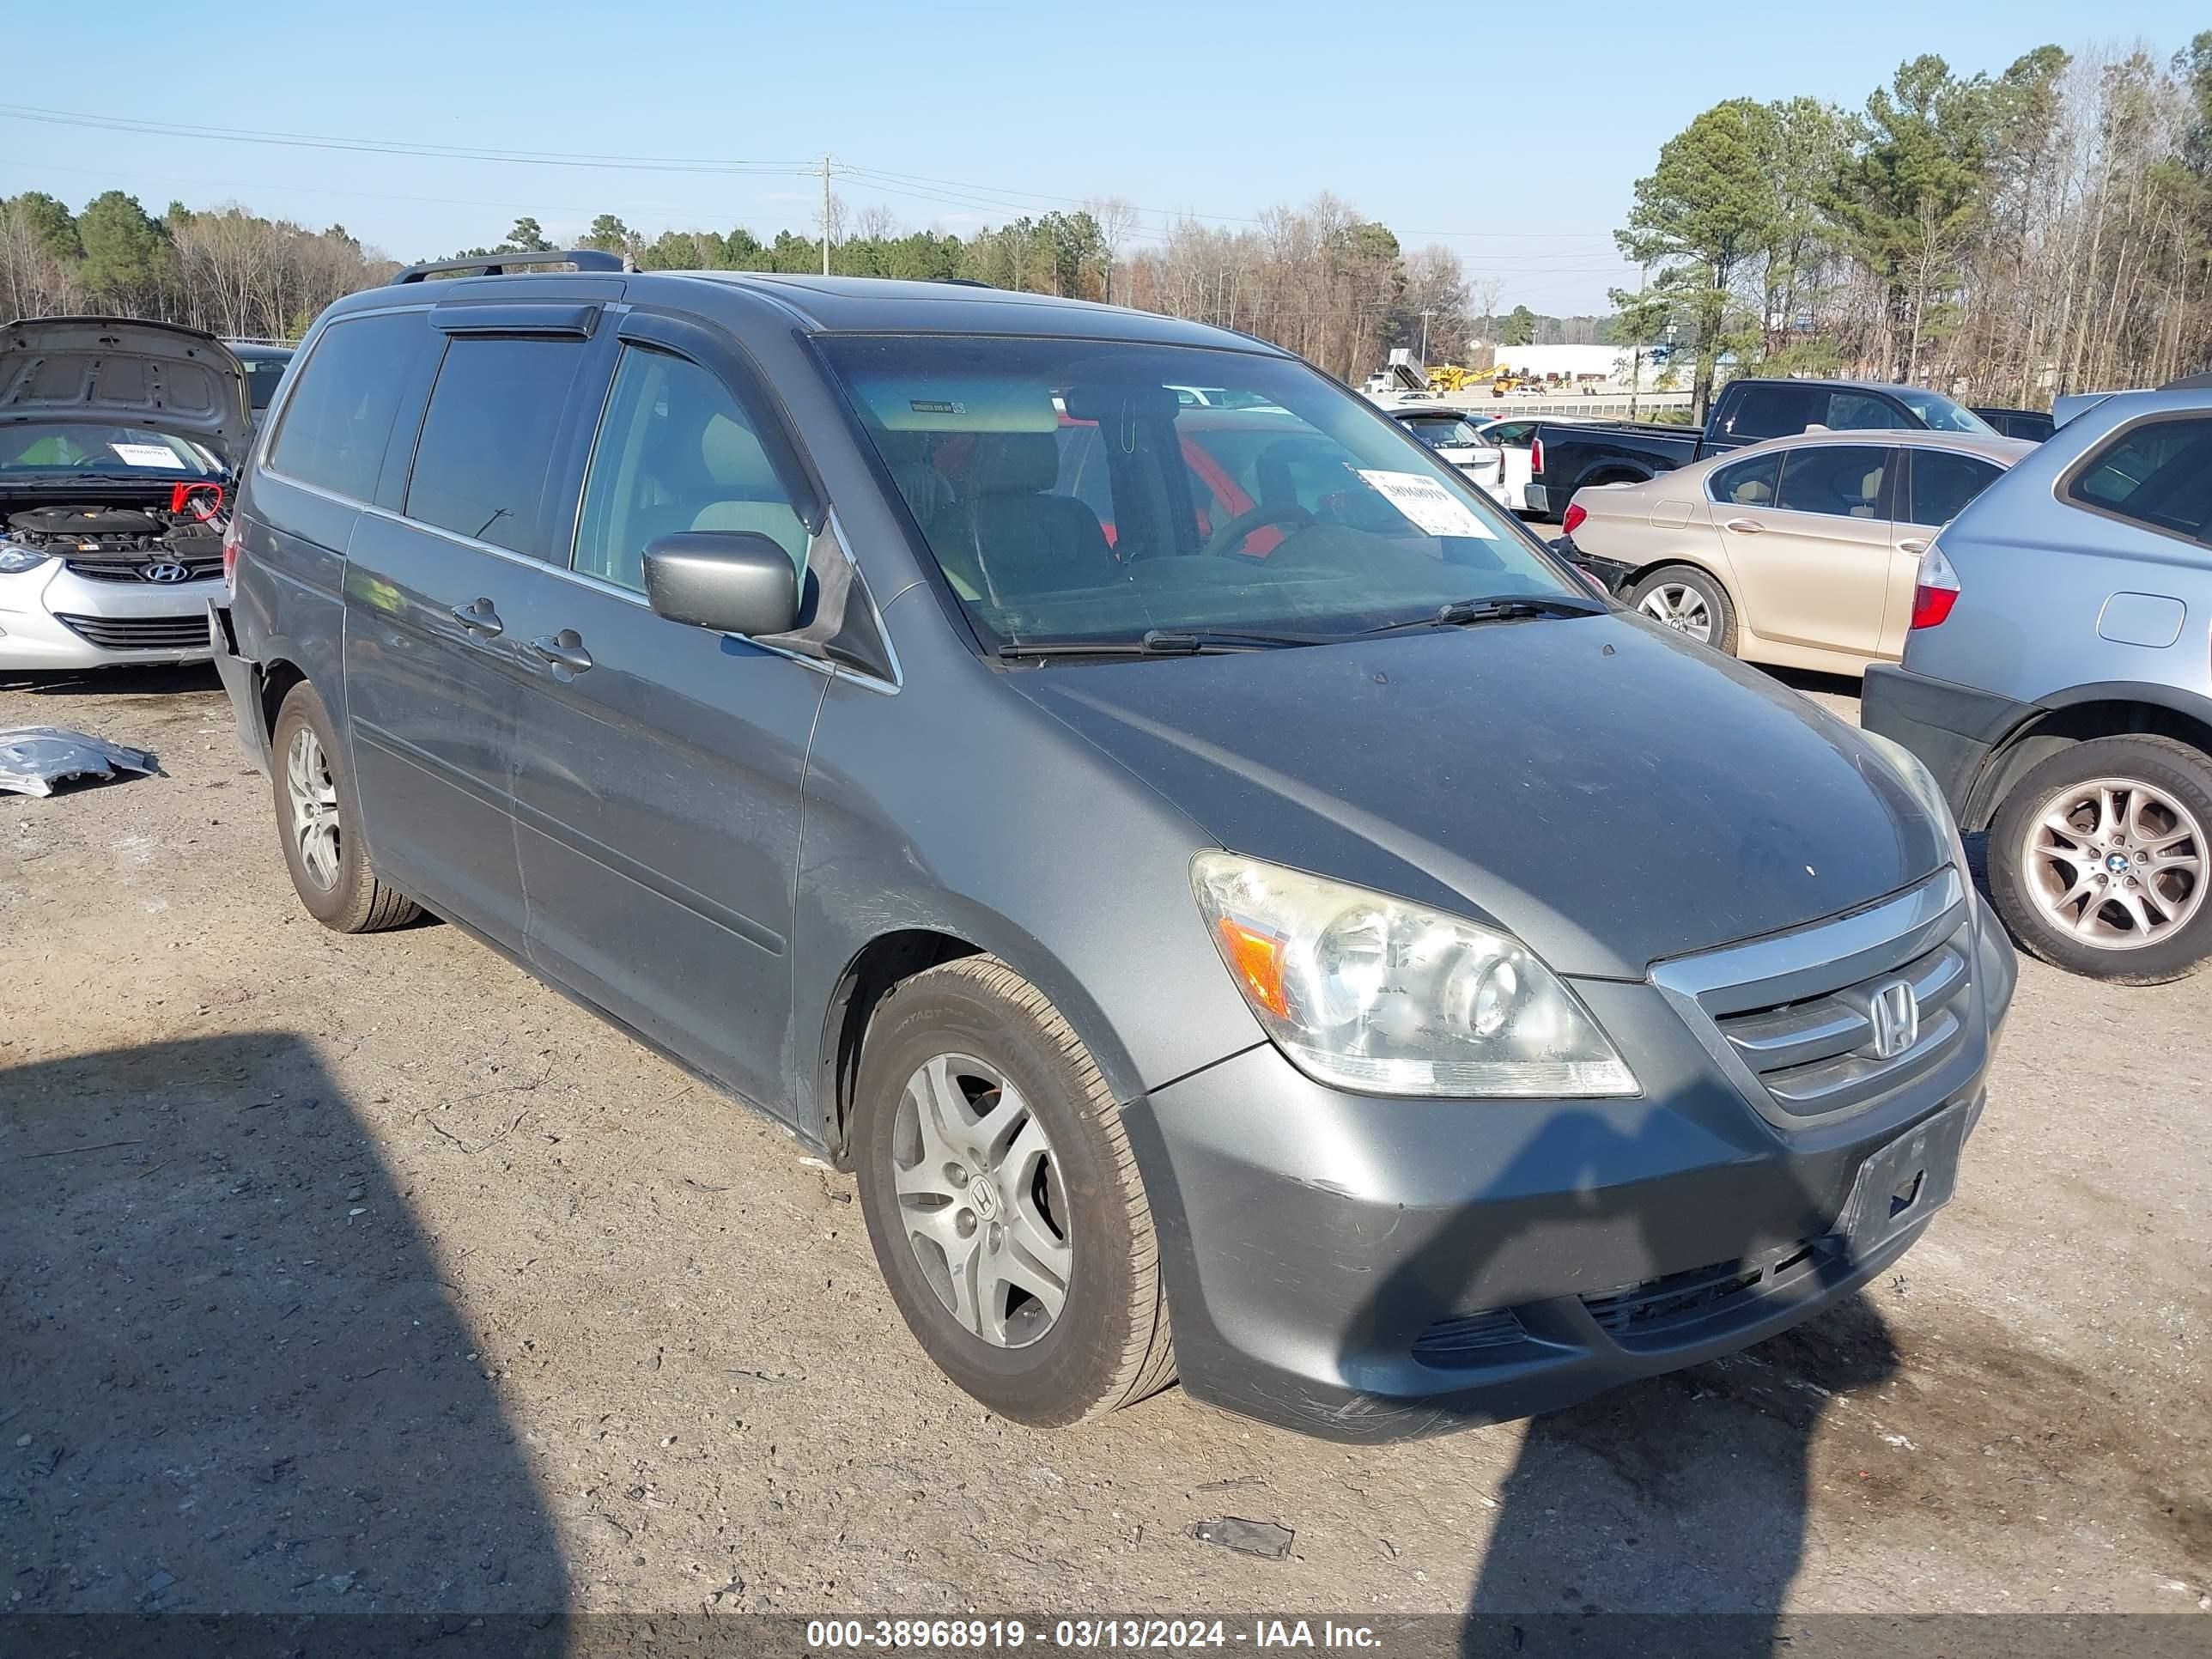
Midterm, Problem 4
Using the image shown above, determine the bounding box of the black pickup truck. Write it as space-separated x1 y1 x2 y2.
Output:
1524 377 1997 520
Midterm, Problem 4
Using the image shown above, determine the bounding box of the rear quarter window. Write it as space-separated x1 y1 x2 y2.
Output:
1708 453 1780 507
267 313 434 501
2066 417 2212 542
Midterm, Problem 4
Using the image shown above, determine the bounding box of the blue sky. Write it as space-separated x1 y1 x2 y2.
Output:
6 0 2204 314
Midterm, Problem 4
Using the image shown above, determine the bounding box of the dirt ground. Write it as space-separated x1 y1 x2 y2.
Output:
2 662 2208 1628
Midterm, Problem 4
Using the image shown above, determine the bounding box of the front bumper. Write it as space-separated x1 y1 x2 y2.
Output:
1861 664 2033 822
1127 887 2015 1441
0 562 222 669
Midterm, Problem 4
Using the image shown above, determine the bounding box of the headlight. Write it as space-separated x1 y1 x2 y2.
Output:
0 539 50 575
1860 730 1968 875
1190 852 1638 1098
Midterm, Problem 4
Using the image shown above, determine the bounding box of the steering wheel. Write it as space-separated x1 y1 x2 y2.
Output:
1200 501 1316 558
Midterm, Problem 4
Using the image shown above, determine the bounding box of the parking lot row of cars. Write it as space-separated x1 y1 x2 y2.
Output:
0 258 2191 1442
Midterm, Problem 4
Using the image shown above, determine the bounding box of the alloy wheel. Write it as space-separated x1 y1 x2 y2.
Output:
1638 582 1713 641
284 726 343 891
890 1053 1073 1348
2022 775 2205 950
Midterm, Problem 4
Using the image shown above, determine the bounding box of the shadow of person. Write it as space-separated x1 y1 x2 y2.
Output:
1462 1297 1898 1640
0 1032 568 1638
1337 1099 1913 1654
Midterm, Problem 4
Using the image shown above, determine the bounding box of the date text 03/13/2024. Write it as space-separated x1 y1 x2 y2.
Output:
802 1620 1382 1650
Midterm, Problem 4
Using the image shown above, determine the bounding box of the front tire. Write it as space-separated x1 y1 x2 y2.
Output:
269 681 421 934
1987 735 2212 983
852 956 1175 1426
1629 562 1737 653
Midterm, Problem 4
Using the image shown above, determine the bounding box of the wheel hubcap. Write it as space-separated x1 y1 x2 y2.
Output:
284 726 342 891
891 1053 1072 1349
1639 583 1713 641
2022 775 2205 950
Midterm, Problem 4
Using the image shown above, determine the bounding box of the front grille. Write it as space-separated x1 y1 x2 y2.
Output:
1410 1308 1527 1367
1716 933 1970 1115
1582 1236 1835 1350
64 557 224 584
52 612 214 652
1653 870 1975 1122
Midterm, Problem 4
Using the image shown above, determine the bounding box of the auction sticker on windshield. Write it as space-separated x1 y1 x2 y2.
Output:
1355 469 1496 538
110 443 186 468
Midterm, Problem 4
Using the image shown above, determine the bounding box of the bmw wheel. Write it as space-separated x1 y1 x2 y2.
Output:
1988 734 2212 982
1628 563 1736 654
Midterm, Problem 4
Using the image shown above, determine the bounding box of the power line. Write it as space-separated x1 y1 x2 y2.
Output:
5 103 1622 250
0 104 817 177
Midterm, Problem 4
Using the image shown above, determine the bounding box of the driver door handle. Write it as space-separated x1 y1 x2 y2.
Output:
451 598 503 638
1723 519 1765 534
528 629 593 676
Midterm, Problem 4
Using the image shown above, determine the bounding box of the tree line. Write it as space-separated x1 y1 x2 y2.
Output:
528 198 1476 383
0 190 398 343
0 183 1480 386
1617 32 2212 416
18 27 2203 413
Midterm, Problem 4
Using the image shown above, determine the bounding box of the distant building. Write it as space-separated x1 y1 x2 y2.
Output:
1490 344 1628 383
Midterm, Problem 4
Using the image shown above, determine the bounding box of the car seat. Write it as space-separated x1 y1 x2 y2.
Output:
927 431 1116 603
1847 464 1886 518
693 414 810 563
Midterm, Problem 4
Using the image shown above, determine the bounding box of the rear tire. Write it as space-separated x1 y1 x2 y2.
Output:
1628 563 1737 654
852 956 1175 1426
1987 734 2212 983
269 681 421 933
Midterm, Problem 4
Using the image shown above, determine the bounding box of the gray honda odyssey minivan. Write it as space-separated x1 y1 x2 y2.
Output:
212 252 2015 1439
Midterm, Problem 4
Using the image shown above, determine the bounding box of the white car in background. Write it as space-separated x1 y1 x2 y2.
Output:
1387 408 1504 499
1476 414 1599 514
0 318 248 671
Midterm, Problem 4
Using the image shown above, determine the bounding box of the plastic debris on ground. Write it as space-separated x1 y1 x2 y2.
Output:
0 726 161 798
1192 1516 1295 1559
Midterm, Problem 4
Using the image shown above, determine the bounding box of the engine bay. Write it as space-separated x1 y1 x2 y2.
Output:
1 491 227 579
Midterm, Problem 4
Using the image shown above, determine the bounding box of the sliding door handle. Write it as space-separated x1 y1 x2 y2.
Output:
451 598 503 637
528 629 593 676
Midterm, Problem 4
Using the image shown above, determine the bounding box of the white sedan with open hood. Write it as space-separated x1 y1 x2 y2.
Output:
0 318 250 671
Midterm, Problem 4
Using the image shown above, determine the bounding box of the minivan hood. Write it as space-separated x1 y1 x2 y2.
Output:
1006 615 1949 978
0 317 251 467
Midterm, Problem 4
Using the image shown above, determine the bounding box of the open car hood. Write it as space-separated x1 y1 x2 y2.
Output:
0 317 252 468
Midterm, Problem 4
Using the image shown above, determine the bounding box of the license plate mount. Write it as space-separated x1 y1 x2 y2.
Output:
1839 1101 1974 1259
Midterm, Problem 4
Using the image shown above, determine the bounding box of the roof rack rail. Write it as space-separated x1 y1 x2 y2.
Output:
394 249 628 284
930 276 994 289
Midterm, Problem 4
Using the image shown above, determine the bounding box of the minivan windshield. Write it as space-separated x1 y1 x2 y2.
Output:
820 337 1583 651
1893 387 1997 435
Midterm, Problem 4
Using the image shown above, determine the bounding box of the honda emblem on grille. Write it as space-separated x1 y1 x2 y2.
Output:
142 562 191 584
1869 979 1920 1060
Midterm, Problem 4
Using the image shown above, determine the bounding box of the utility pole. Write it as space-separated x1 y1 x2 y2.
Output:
1419 308 1435 363
820 155 832 276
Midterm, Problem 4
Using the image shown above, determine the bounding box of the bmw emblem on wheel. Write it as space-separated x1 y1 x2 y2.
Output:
141 562 191 584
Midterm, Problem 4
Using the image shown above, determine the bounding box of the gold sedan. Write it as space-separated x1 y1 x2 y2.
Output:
1562 429 2035 674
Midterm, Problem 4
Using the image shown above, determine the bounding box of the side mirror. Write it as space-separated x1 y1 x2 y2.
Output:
641 531 801 638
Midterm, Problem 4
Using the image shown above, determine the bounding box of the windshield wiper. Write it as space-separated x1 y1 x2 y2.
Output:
1358 594 1605 636
998 627 1334 659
